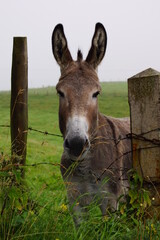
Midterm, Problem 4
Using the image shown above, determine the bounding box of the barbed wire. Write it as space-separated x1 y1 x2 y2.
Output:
0 124 62 138
1 125 160 143
0 162 66 172
127 131 160 146
28 127 62 138
0 124 159 180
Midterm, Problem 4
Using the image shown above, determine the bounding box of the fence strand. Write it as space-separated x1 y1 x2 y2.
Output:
0 124 62 138
0 124 159 179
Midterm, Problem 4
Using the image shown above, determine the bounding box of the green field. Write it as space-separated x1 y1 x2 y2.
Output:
0 82 159 239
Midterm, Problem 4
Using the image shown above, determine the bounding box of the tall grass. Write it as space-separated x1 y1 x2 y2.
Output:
0 82 159 239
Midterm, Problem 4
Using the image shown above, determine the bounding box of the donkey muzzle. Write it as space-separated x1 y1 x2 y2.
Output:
64 136 90 159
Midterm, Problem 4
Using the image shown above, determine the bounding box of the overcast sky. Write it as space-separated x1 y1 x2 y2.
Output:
0 0 160 90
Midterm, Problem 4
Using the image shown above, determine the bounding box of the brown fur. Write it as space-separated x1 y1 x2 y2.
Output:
52 23 132 226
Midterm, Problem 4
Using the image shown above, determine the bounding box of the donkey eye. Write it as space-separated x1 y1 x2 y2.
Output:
92 91 100 98
57 90 65 98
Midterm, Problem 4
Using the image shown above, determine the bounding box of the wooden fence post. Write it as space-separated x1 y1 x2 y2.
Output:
11 37 28 175
128 68 160 217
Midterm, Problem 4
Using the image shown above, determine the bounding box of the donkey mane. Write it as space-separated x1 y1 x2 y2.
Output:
77 49 83 62
59 61 99 82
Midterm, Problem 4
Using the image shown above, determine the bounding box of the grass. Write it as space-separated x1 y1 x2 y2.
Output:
0 82 159 239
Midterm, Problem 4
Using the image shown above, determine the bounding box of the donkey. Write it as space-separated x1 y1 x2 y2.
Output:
51 23 132 226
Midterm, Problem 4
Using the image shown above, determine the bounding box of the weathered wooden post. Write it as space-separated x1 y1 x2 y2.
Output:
11 37 28 175
128 68 160 217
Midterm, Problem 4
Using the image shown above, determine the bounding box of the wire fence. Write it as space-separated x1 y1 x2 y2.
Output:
0 124 63 138
0 124 159 144
0 124 160 179
0 123 160 201
0 125 159 151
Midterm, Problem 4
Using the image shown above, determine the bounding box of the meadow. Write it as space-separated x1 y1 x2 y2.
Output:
0 82 159 239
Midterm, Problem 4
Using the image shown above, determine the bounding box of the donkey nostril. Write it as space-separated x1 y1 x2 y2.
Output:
85 138 89 148
64 137 90 157
64 139 70 149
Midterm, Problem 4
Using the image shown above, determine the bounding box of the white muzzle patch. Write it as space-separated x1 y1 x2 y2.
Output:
64 116 90 160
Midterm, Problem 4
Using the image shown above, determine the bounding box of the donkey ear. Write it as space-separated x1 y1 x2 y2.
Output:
86 23 107 69
52 24 73 70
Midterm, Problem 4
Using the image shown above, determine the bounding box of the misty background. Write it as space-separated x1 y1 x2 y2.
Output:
0 0 160 91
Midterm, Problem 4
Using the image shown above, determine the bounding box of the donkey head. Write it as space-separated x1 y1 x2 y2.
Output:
52 23 107 160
